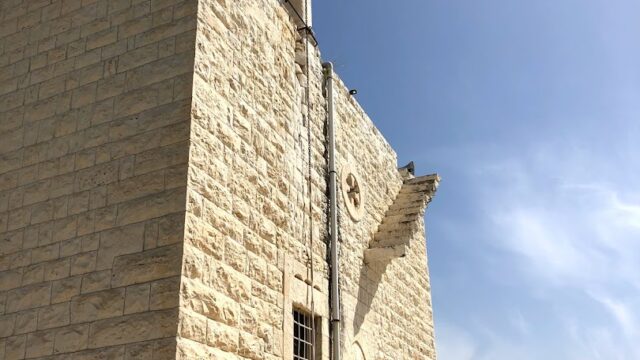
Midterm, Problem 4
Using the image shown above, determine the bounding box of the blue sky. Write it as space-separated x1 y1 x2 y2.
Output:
314 1 640 359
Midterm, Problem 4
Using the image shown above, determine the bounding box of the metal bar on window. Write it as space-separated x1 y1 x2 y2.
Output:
293 309 314 360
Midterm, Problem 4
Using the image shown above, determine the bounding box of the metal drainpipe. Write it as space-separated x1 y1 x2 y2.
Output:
323 62 341 360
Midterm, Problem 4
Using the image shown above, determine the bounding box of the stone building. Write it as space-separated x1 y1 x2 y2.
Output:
0 0 439 359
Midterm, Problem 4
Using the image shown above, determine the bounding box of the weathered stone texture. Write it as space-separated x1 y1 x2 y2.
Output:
179 1 437 359
1 0 437 359
0 0 196 358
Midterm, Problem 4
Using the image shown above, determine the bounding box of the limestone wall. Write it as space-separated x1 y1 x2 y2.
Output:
333 70 437 360
178 0 436 359
0 0 437 359
0 0 197 358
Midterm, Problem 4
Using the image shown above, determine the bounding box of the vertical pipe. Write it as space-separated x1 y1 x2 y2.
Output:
323 62 341 360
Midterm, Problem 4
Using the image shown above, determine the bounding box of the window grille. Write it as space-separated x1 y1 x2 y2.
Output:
293 309 313 360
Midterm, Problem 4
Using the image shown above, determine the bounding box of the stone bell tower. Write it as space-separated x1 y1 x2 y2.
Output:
0 0 438 359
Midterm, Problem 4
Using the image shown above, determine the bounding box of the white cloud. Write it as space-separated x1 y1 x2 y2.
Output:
474 143 640 359
590 294 636 339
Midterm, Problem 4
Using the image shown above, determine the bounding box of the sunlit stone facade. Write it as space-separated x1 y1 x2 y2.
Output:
0 0 438 359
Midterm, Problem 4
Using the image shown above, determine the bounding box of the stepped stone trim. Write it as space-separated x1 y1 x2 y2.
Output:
364 173 440 263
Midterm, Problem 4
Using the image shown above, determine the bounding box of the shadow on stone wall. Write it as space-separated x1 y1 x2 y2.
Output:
353 259 391 336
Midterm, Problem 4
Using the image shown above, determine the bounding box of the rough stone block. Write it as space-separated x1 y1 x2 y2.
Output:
126 53 193 90
0 230 23 256
86 27 117 50
44 258 71 281
181 279 239 327
124 283 150 314
133 141 189 176
80 269 112 294
111 244 182 287
70 251 97 275
6 282 51 313
96 223 145 270
31 243 60 264
21 264 45 286
115 188 185 226
70 288 125 323
106 172 165 205
124 340 154 359
71 346 126 360
14 309 38 335
0 314 15 337
37 302 70 330
51 276 82 304
5 334 27 360
113 86 159 118
118 43 158 73
207 320 239 353
177 311 207 343
51 216 78 243
238 331 263 360
87 309 178 348
149 276 180 310
0 269 22 291
53 324 89 354
157 213 184 247
74 161 119 192
25 329 55 358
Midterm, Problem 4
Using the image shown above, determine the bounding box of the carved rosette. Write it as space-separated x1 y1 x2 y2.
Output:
340 164 365 222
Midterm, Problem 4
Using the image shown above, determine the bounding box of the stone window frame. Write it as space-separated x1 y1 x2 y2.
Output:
283 256 328 360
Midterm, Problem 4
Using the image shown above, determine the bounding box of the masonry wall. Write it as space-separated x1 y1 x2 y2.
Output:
334 78 437 359
176 1 316 357
177 1 437 359
0 0 437 359
0 0 197 358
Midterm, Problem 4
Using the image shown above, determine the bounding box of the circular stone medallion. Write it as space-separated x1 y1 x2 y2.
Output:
340 164 365 221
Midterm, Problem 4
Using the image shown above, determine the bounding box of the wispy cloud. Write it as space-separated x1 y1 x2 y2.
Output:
589 294 637 339
472 143 640 359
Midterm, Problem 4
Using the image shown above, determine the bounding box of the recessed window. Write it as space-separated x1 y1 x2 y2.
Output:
293 309 314 360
